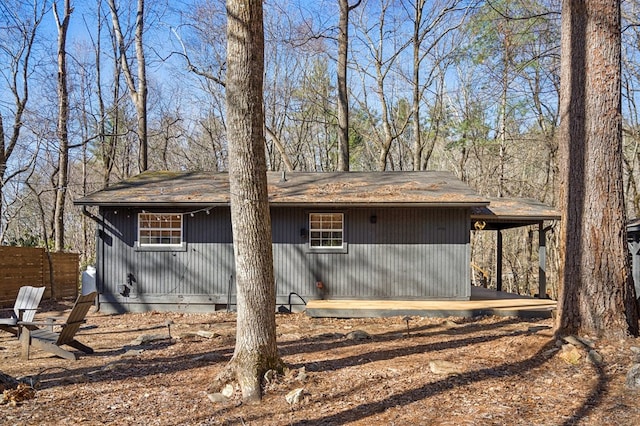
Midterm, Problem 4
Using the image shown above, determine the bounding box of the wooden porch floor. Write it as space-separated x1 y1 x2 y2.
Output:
304 287 557 319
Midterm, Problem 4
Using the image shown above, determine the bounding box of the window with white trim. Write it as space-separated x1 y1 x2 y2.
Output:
138 213 183 246
309 213 344 248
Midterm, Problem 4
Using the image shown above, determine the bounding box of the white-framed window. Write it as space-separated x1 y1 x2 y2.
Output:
138 213 183 246
309 213 344 248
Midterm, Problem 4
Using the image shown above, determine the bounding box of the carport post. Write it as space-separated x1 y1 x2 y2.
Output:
538 221 547 298
496 229 503 292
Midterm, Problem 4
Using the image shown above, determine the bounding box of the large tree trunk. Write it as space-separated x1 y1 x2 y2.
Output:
221 0 281 402
557 0 638 338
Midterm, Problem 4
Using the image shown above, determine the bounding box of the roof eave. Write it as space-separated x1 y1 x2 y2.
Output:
471 214 561 222
272 201 489 208
73 201 230 208
74 201 490 208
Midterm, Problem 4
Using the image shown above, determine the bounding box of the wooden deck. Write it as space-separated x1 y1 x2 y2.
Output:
305 287 557 319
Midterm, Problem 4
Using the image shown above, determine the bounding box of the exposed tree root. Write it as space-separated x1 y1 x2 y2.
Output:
210 354 285 403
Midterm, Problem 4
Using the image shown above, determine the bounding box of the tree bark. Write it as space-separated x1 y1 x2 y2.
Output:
557 0 639 338
222 0 281 402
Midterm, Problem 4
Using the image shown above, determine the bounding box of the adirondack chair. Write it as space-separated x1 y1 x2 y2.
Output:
19 291 97 361
0 286 45 336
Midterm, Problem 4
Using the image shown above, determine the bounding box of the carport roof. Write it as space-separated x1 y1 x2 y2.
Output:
471 197 560 230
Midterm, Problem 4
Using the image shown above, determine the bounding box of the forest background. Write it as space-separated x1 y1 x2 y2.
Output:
1 0 638 299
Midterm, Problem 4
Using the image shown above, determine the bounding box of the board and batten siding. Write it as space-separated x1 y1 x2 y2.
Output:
271 207 470 303
97 207 235 313
96 206 470 313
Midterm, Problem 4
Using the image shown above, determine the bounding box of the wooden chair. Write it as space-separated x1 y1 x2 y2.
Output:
0 286 46 336
19 292 97 361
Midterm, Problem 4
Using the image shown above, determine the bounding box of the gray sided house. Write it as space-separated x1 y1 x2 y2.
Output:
74 171 557 314
626 218 640 304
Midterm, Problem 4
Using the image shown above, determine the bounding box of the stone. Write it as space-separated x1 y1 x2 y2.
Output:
221 384 235 398
346 330 371 341
120 349 144 358
196 330 219 339
296 368 307 383
429 360 463 375
207 393 228 403
129 334 168 345
285 387 305 405
558 344 582 365
577 336 596 348
563 336 586 348
444 320 460 328
626 364 640 390
561 335 595 349
587 350 603 365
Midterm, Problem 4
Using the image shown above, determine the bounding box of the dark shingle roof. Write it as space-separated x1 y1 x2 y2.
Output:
74 170 489 208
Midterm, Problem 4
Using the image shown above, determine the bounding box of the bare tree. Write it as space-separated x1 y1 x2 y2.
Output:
52 0 72 253
352 0 412 171
557 0 638 337
405 0 467 171
337 0 361 171
107 0 148 171
215 0 282 402
94 0 118 187
0 1 47 242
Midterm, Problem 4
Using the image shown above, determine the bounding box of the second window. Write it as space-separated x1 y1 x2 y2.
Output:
309 213 344 248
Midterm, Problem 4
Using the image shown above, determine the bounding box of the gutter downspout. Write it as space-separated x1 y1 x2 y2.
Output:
81 206 100 222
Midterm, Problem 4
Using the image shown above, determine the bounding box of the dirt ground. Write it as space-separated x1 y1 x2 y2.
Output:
1 298 639 426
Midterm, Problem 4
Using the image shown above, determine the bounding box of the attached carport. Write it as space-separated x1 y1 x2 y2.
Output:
471 197 561 298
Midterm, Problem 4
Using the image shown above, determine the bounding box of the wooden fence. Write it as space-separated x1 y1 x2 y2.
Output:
0 246 79 307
